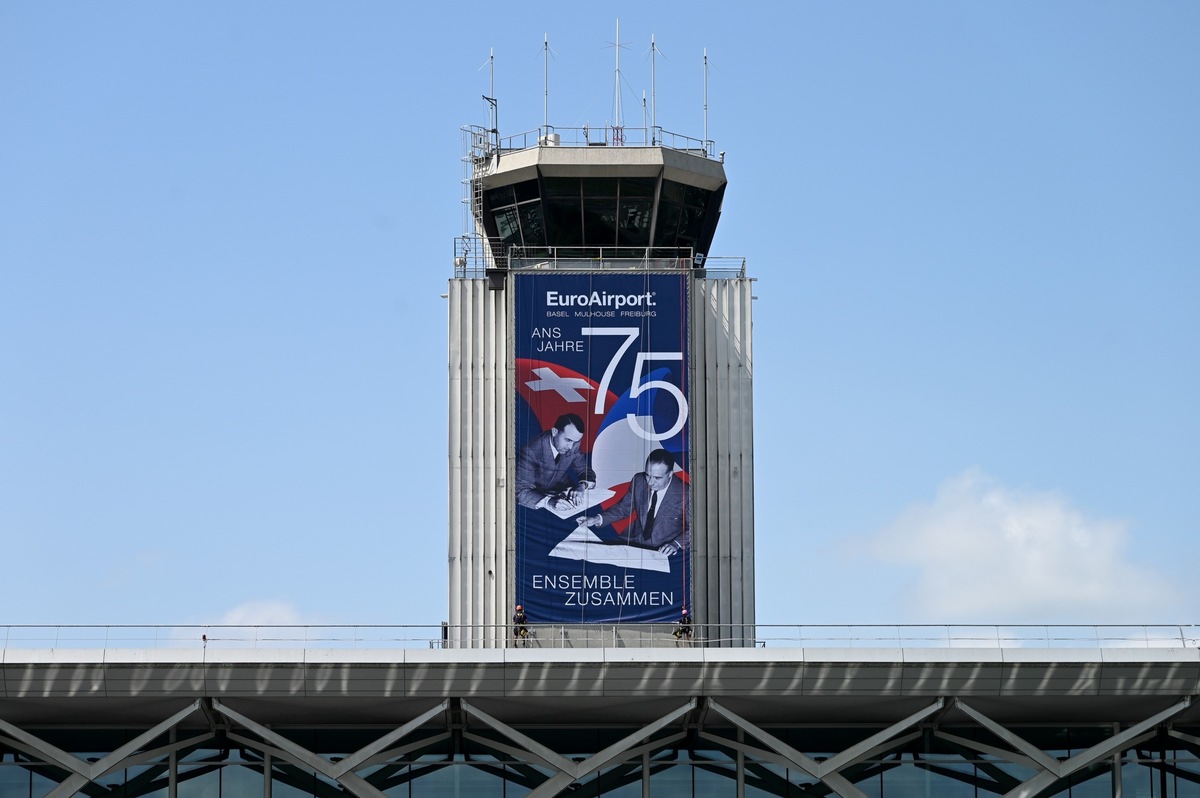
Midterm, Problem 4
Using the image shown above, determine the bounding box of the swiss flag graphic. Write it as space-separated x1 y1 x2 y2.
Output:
515 358 615 450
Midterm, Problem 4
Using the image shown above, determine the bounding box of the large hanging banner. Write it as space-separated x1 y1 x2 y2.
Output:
514 271 691 624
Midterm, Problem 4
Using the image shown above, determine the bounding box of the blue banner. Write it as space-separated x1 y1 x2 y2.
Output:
514 272 691 623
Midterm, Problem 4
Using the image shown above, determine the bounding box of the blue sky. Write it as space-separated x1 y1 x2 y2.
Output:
2 2 1197 629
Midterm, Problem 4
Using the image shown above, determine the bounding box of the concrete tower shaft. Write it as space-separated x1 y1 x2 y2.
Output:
449 121 753 648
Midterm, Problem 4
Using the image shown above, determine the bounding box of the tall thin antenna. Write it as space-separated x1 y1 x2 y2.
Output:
651 34 658 142
613 20 623 130
480 49 498 150
642 91 647 136
490 49 499 146
543 35 549 131
703 48 709 150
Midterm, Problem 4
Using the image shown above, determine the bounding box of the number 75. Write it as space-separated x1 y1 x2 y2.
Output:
582 327 688 442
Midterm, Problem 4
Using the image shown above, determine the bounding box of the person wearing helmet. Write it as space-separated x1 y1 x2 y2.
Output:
673 607 693 642
512 605 529 644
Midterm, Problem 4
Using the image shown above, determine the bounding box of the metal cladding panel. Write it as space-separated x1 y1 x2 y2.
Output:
691 278 756 645
447 279 509 646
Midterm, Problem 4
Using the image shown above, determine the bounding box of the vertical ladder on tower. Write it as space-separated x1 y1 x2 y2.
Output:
461 125 492 237
471 138 486 230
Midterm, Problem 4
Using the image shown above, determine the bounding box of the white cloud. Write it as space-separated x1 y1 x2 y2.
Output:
160 600 318 648
213 599 309 626
867 469 1180 623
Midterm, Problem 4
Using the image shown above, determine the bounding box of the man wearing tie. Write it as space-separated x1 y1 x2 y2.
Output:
577 448 687 556
515 413 597 511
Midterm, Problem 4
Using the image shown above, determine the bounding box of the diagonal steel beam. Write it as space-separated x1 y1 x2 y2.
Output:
462 728 687 772
818 698 943 778
528 698 697 798
0 734 77 775
1003 696 1192 798
462 698 696 798
224 728 453 779
328 700 448 777
460 701 577 774
0 729 212 779
1169 729 1200 750
0 700 203 798
215 699 346 775
0 714 98 775
356 731 453 767
81 700 204 783
215 736 384 798
1117 728 1160 756
699 729 922 780
223 729 398 798
934 730 1043 771
705 700 938 793
707 699 870 798
826 730 923 775
462 731 557 766
955 698 1061 773
592 730 688 764
215 698 445 798
698 731 795 771
571 699 697 780
462 729 688 773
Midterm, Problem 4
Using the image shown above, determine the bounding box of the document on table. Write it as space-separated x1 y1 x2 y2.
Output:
543 488 614 520
548 526 670 573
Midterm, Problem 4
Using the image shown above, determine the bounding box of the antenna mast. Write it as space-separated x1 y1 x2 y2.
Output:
482 49 498 148
651 34 658 143
613 20 623 130
543 34 549 131
703 48 709 151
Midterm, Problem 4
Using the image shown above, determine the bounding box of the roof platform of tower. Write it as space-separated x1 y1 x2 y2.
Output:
468 124 726 191
460 124 729 279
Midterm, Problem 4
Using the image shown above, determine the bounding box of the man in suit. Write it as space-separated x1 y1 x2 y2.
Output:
516 413 597 511
577 448 687 556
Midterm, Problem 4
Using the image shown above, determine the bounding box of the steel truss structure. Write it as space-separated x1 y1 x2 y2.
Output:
3 647 1200 797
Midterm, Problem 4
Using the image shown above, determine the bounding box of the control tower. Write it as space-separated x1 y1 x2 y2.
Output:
447 103 754 648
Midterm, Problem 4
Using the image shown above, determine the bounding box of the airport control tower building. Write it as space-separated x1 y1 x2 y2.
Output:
447 102 755 648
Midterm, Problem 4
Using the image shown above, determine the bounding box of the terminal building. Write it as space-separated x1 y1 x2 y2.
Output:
3 71 1200 798
2 628 1199 797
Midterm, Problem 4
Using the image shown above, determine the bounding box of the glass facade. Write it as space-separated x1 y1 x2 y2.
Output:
482 176 715 257
5 726 1200 797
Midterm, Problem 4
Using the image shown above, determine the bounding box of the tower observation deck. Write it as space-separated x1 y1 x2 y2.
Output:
455 123 729 282
448 114 755 648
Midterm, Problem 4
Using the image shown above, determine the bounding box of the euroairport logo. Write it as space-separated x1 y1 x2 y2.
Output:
545 290 656 309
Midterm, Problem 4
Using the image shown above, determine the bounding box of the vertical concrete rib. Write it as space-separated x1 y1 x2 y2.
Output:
447 280 463 640
448 279 509 647
690 279 710 633
463 280 476 640
488 282 509 645
732 277 756 639
481 282 496 646
692 277 756 645
717 282 734 643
